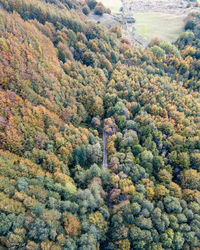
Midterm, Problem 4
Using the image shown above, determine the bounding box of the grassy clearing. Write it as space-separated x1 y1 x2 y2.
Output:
134 12 185 43
97 0 122 13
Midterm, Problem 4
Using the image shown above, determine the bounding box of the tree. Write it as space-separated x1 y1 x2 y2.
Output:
78 233 97 250
88 164 101 179
164 196 182 214
87 143 102 164
140 150 153 163
151 209 170 233
153 156 165 172
160 229 174 248
129 164 148 182
87 0 97 10
74 145 87 166
157 169 172 183
126 120 137 130
159 41 180 56
169 182 182 198
116 239 130 250
135 215 152 230
64 238 77 250
94 5 105 16
129 226 146 249
81 51 96 66
154 185 169 199
82 6 90 15
151 46 165 58
89 211 108 239
121 130 138 148
6 229 25 249
190 152 200 171
131 202 141 216
178 152 190 169
91 117 101 128
0 213 13 235
132 144 143 156
109 157 120 172
104 118 116 136
181 169 200 190
28 218 50 241
119 179 135 195
16 177 29 191
63 213 81 238
111 224 129 241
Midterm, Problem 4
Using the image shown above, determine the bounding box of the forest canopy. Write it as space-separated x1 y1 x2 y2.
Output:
0 0 199 249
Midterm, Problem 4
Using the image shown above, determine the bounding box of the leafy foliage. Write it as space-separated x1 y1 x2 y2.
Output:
0 0 199 249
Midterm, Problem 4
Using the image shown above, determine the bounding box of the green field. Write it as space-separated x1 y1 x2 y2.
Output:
97 0 122 13
134 12 185 42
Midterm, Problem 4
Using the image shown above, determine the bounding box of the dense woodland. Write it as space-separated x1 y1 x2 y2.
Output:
0 0 200 249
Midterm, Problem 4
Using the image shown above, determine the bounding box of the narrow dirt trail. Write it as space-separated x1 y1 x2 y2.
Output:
102 127 108 169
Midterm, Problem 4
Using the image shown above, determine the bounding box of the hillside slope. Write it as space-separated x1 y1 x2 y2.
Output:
0 0 200 249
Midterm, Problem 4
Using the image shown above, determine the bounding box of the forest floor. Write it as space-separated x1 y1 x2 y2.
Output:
90 0 200 47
